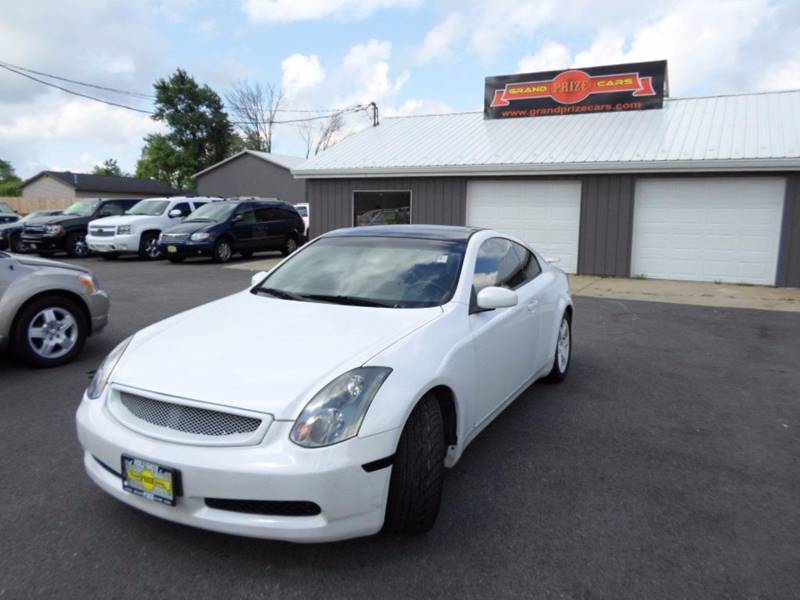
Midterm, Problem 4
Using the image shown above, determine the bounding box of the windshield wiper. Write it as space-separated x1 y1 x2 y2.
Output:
253 287 307 301
301 294 394 308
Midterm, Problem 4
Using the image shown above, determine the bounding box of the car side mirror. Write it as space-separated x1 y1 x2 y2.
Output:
476 286 518 311
251 271 268 288
168 209 183 218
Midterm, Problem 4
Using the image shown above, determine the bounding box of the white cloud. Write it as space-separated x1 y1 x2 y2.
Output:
386 99 455 117
517 41 572 73
242 0 419 23
281 54 327 100
416 13 464 64
469 0 558 56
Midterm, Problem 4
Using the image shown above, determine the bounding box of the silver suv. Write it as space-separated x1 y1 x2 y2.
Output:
0 252 110 367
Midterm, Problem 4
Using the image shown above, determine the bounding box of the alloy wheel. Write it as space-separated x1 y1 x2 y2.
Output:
27 307 79 359
557 318 570 372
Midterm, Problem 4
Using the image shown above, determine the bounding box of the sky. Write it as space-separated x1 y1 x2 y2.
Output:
1 0 799 179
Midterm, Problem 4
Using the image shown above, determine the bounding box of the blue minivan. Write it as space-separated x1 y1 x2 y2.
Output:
158 198 305 263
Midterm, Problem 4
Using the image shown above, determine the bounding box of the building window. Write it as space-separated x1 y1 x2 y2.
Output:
353 191 411 227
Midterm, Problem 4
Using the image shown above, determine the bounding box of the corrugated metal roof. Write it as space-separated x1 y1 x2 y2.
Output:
293 90 800 177
193 150 304 178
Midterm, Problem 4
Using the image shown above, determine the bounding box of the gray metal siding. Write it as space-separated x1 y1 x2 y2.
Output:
578 176 635 276
195 154 306 204
776 175 800 287
307 177 466 237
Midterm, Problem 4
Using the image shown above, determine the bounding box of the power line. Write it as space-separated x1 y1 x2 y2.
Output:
0 60 155 99
0 62 154 114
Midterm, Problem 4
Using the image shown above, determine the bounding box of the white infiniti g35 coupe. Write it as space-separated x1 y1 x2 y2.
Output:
76 225 573 542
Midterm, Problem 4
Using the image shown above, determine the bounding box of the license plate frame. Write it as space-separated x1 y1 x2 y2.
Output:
121 455 182 506
167 245 177 253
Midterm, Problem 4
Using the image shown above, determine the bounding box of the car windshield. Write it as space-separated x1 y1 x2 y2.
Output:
64 200 99 217
256 236 466 308
295 205 308 217
127 200 169 216
184 202 235 222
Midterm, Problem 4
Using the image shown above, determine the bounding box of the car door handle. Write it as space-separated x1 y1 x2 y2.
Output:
527 299 539 312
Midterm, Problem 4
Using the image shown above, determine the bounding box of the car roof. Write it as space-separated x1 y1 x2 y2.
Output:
322 225 482 242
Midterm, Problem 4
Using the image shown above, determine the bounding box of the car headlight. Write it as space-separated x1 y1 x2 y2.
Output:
45 224 64 236
290 367 392 448
190 232 211 241
86 337 132 399
117 225 132 235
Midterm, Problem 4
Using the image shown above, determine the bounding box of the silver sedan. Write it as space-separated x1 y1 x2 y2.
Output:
0 251 109 367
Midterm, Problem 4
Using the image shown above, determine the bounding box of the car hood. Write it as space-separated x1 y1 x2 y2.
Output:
25 214 86 227
90 215 160 227
163 220 219 235
0 221 22 232
13 254 91 274
112 291 442 419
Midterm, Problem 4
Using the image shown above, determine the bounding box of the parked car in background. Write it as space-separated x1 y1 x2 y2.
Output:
87 197 220 260
22 198 141 258
158 198 304 263
0 201 18 215
0 210 63 253
0 251 109 367
76 225 573 541
0 213 20 225
295 202 310 238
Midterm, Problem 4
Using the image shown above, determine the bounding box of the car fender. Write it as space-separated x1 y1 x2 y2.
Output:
358 304 478 464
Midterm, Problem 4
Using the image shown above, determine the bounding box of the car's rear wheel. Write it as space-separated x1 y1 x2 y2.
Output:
280 236 298 257
212 238 233 263
383 394 445 534
545 313 571 383
139 232 162 260
10 234 26 253
66 232 89 258
12 295 87 367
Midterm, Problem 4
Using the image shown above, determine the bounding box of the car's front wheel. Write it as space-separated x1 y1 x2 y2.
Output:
212 238 233 263
139 232 162 260
66 232 89 258
545 312 571 383
383 394 445 534
12 295 87 367
10 233 26 253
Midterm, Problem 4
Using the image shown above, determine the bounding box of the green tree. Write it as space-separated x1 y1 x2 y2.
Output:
136 69 235 189
92 158 126 177
0 159 22 196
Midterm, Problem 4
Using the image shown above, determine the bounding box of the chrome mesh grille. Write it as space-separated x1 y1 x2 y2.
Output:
161 233 189 242
90 227 115 237
120 392 261 436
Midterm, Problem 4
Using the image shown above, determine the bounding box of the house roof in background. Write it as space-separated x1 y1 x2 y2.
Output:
21 171 179 195
293 90 800 177
192 149 305 179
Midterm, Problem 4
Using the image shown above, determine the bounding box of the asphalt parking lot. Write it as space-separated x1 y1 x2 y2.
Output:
1 255 799 600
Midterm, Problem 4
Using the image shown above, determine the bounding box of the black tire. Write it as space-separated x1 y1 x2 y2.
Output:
212 238 233 263
544 312 572 383
383 395 445 534
280 235 299 257
167 256 185 264
10 233 26 253
66 232 89 258
11 295 87 368
101 253 120 260
138 232 162 260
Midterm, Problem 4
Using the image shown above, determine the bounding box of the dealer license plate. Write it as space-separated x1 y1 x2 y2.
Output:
167 245 177 253
121 456 180 506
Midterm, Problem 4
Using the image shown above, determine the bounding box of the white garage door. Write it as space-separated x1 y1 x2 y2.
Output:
632 178 786 285
466 180 581 273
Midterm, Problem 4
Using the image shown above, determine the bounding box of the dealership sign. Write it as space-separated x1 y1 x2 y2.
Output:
484 60 668 119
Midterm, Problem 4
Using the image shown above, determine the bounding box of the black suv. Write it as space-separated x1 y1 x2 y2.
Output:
158 198 305 263
22 198 141 258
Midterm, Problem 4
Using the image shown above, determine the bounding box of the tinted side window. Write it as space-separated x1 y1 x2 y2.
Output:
513 243 542 283
173 202 192 216
192 201 207 210
235 207 256 224
474 238 524 292
279 208 299 220
254 207 273 222
97 202 126 217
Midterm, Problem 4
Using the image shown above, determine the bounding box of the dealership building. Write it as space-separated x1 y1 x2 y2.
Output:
294 67 800 287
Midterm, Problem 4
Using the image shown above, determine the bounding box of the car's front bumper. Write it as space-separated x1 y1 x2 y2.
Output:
75 390 397 542
87 233 139 254
158 241 215 258
21 234 64 252
88 290 110 335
